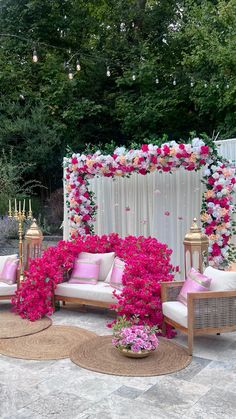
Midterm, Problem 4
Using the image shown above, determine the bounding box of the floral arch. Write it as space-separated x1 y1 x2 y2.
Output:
12 138 236 323
65 138 236 268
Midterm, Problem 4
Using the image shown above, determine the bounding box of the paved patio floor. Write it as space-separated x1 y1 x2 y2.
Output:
0 302 236 419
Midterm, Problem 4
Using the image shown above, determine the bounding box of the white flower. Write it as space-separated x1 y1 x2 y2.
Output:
114 146 126 156
191 137 205 148
204 169 211 176
170 141 178 147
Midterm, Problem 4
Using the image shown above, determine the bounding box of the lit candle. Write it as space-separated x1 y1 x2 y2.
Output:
19 200 21 213
23 199 25 212
29 199 32 212
15 199 17 212
9 199 11 213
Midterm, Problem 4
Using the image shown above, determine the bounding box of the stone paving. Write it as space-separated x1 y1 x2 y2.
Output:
0 301 236 419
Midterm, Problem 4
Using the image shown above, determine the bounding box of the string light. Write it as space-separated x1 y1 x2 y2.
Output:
190 80 194 88
68 69 73 80
32 49 38 63
173 78 176 86
155 77 159 84
216 83 219 89
132 73 136 81
76 59 81 71
106 66 111 77
226 83 230 89
204 82 207 88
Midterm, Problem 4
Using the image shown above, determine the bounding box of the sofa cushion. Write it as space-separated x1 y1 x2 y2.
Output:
68 259 100 285
55 281 120 304
204 266 236 291
109 257 125 290
0 282 17 297
78 252 115 281
177 268 211 305
0 257 19 285
0 254 18 272
162 301 188 328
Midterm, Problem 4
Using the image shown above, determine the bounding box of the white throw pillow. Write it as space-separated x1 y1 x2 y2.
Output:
204 266 236 291
0 254 18 273
78 252 115 281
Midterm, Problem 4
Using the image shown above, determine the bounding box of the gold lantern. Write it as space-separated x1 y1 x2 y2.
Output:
24 219 43 270
183 218 209 278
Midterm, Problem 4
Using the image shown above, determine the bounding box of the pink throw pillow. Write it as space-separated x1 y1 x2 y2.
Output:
68 259 100 284
178 268 212 306
0 257 19 285
109 257 125 290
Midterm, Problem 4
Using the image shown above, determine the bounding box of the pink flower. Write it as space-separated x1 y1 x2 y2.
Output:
141 144 149 152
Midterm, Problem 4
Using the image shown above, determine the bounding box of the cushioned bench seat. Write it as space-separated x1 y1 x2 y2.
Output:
0 282 17 297
162 301 188 328
55 281 120 305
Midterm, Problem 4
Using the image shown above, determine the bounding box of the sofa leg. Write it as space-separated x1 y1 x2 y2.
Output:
62 301 66 306
217 333 220 335
187 332 193 356
162 320 167 336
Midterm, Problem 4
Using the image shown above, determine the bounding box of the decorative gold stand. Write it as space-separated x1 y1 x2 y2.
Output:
8 199 33 277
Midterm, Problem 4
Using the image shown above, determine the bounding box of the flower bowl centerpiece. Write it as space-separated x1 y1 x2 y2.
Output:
112 316 159 359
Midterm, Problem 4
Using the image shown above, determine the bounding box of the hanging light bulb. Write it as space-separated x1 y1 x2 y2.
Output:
32 49 38 63
173 78 176 86
155 77 159 84
216 83 219 89
204 82 207 88
106 66 111 77
226 83 230 89
132 74 136 81
76 60 81 71
68 69 73 80
190 80 194 88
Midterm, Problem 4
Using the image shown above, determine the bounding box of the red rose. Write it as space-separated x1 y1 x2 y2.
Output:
141 144 149 152
200 145 209 154
71 157 78 164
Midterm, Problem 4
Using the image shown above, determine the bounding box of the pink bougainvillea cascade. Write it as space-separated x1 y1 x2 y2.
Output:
12 234 176 336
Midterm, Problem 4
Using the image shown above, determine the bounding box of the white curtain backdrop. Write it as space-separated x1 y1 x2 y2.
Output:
63 139 236 274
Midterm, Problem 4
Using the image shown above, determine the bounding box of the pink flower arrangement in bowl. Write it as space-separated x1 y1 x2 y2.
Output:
112 316 159 358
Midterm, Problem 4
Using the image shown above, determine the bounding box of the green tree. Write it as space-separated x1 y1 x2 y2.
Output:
0 0 235 192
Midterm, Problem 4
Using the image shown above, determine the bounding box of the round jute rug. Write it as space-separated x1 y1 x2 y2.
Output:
0 325 97 360
0 311 52 339
70 335 192 376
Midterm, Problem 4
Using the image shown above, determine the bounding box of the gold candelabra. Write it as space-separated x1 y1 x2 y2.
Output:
8 199 33 276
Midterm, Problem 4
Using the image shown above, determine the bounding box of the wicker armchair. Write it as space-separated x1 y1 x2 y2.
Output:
161 281 236 355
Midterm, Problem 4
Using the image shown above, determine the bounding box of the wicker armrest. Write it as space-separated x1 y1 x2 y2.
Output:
187 290 236 329
161 281 184 302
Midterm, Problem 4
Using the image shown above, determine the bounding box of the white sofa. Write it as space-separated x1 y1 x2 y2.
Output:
54 252 120 308
0 254 19 301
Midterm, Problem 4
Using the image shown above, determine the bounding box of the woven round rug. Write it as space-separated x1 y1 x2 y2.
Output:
0 311 52 339
70 335 191 376
0 325 97 360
